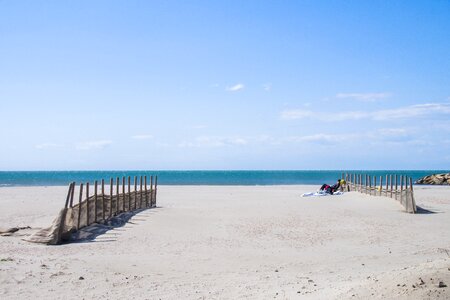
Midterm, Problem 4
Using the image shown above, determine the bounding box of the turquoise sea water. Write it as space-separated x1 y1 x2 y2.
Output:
0 170 448 187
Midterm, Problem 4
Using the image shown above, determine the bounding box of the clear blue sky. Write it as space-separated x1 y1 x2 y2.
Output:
1 0 449 170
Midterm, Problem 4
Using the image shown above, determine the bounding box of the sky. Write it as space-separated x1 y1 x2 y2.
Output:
0 0 449 170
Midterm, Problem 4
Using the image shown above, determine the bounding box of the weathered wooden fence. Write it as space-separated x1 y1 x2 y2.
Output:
27 175 157 245
341 173 416 213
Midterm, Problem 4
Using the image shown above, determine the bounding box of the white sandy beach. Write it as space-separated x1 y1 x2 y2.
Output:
0 185 449 299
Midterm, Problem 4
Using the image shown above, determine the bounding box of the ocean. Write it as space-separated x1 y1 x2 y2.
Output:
0 170 448 187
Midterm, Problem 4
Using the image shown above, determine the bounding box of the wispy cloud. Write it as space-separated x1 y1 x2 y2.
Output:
76 140 112 150
336 92 391 101
35 143 63 150
178 136 248 148
281 102 450 122
263 83 272 91
227 83 245 92
131 134 153 140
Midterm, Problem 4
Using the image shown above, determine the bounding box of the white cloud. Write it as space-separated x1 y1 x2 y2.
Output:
178 136 249 148
76 140 112 150
371 103 450 120
281 102 450 122
280 109 314 120
263 83 272 91
35 143 63 150
131 134 153 140
336 92 391 101
227 83 245 92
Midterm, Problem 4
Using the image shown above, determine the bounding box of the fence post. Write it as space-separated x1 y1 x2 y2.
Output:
109 178 113 218
77 183 83 230
385 175 388 197
400 175 404 205
86 182 90 226
140 176 143 209
134 176 138 209
405 176 409 212
128 176 131 211
65 182 73 208
372 175 375 195
395 175 398 200
144 175 148 207
410 177 416 213
379 176 383 196
101 179 105 221
154 176 158 207
122 177 126 212
94 181 98 223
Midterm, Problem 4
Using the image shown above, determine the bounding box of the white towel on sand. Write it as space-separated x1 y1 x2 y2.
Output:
301 191 344 197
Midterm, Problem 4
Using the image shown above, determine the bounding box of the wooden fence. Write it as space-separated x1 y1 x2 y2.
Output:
27 174 158 245
341 173 416 213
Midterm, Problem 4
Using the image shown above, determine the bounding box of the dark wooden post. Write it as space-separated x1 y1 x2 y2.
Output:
94 180 98 223
150 176 154 207
379 176 383 196
385 175 389 197
134 176 137 210
390 175 393 198
400 175 404 205
109 178 113 218
101 179 105 220
139 176 143 208
144 175 148 207
374 176 377 196
122 177 126 212
65 182 73 208
86 182 90 226
77 183 84 230
395 175 398 200
128 176 131 211
154 176 158 206
116 177 120 214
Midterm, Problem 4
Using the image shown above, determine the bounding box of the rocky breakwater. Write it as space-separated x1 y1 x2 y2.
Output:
415 173 450 185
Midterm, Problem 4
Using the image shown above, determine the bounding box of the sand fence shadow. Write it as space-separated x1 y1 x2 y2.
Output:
69 207 161 244
415 205 439 214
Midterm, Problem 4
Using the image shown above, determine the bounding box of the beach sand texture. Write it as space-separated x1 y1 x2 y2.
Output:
0 185 449 299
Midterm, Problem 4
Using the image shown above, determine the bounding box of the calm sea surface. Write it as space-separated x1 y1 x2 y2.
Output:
0 170 448 187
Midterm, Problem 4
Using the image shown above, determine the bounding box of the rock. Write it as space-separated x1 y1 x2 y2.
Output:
438 281 447 288
416 173 450 185
79 276 84 280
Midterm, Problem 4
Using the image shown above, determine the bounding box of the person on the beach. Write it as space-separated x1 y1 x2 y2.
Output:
319 179 341 194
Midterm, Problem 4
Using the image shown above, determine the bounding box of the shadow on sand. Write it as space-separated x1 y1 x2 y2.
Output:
68 207 161 244
415 206 439 214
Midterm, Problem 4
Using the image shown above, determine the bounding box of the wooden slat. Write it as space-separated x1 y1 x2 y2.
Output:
101 179 105 221
128 176 131 211
65 182 73 208
116 177 120 214
109 178 113 218
400 175 404 205
77 183 83 230
150 176 154 207
390 175 393 198
410 177 417 213
395 175 398 200
379 176 383 196
86 182 90 226
139 176 143 209
385 175 389 197
94 180 98 223
144 175 148 207
134 176 137 210
122 177 126 212
154 176 158 206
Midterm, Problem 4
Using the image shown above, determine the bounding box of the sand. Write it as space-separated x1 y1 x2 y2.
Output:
0 185 449 299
